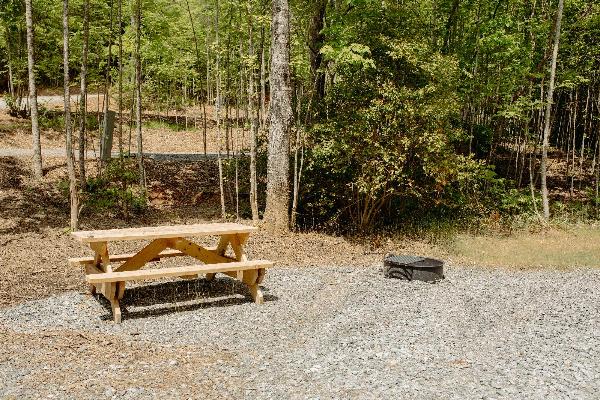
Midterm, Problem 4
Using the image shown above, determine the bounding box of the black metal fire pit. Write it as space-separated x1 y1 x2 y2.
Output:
383 255 444 282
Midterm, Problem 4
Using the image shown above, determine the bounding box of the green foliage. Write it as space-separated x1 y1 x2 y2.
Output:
299 12 498 231
80 160 147 217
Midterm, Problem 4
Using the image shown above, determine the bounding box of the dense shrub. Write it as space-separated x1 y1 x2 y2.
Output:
297 36 511 232
59 160 147 218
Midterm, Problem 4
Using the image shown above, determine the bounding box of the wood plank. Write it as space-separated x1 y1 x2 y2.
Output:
230 233 249 262
110 297 122 323
89 242 111 296
72 223 258 243
248 284 264 304
89 242 111 272
69 249 188 267
86 260 273 283
215 235 230 255
170 238 235 265
257 268 266 284
114 239 170 272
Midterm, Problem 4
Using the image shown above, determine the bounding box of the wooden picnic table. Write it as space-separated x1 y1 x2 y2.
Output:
70 222 273 323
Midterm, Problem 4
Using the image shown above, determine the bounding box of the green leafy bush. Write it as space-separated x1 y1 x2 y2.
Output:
81 160 147 217
299 36 509 232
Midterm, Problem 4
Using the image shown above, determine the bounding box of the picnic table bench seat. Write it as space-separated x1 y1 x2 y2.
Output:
69 223 272 323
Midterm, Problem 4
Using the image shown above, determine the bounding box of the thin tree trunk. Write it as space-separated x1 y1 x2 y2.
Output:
215 0 226 219
540 0 564 221
264 0 292 230
134 0 145 187
259 24 267 130
291 88 302 228
101 0 114 168
308 0 327 101
25 0 42 178
202 101 207 155
4 26 15 98
78 0 89 185
117 0 124 157
63 0 78 230
247 1 259 222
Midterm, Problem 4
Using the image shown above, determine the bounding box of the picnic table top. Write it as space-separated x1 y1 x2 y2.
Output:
72 222 258 243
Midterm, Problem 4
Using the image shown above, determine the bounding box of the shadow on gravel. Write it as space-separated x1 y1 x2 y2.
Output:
94 277 278 322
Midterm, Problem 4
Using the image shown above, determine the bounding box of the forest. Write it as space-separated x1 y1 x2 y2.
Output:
1 0 599 233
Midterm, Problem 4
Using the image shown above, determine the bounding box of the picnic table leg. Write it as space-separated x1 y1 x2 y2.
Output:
236 234 264 303
242 269 264 304
110 293 122 323
89 242 123 323
89 242 111 296
232 233 264 304
205 235 231 281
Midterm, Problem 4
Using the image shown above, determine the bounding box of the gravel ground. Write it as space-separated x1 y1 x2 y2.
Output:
1 265 599 399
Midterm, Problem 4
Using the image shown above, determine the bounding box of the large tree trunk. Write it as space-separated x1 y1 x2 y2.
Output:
540 0 564 221
63 0 78 230
263 0 292 230
78 0 89 185
25 0 42 179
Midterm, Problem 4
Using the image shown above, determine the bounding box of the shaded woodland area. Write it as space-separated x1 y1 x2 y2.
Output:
1 0 599 232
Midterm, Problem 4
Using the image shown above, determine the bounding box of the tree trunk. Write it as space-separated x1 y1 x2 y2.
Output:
540 0 564 221
63 0 78 230
134 0 145 187
264 0 292 230
100 0 114 168
4 26 15 98
215 0 226 219
247 1 259 222
25 0 42 179
78 0 89 185
259 25 267 130
308 0 327 101
117 0 124 157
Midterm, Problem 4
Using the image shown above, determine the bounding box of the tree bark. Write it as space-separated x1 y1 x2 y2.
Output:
4 26 15 98
134 0 145 187
78 0 89 185
63 0 78 230
540 0 564 221
259 24 267 130
117 0 124 157
308 0 327 101
25 0 42 179
264 0 292 230
215 0 226 219
100 0 114 168
247 1 259 222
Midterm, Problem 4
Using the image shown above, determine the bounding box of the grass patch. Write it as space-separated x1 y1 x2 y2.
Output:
449 225 600 268
144 119 192 131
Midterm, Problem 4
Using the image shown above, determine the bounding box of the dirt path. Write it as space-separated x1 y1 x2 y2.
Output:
0 147 241 161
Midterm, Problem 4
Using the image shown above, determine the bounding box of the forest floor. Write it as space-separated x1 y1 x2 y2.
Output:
0 93 250 155
1 108 599 398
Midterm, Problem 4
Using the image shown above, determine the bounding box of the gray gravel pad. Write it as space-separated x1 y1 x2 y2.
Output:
1 265 599 399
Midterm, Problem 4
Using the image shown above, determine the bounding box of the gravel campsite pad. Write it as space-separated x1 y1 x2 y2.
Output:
1 265 599 399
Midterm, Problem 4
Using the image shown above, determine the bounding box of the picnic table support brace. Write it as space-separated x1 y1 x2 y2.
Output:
205 234 231 281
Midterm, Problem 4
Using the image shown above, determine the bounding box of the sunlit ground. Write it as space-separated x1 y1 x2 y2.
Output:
451 226 600 268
